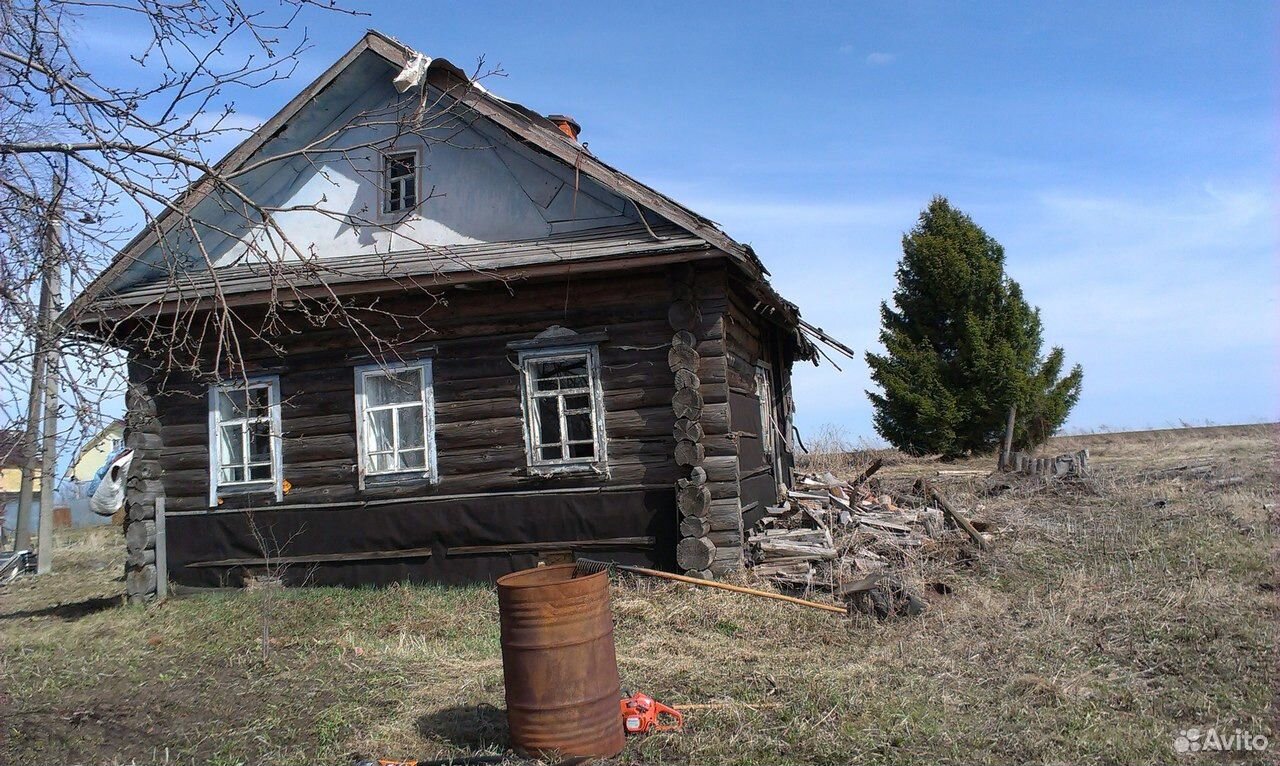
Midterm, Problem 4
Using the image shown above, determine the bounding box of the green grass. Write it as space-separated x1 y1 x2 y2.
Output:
1 425 1274 765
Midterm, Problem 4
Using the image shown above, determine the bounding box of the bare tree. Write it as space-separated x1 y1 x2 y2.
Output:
0 1 505 554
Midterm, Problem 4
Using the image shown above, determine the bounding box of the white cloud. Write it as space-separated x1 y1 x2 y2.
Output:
866 52 896 66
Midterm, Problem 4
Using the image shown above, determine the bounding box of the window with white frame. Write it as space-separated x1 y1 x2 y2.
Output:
354 360 436 484
755 364 776 458
519 347 607 470
383 150 417 214
208 377 282 503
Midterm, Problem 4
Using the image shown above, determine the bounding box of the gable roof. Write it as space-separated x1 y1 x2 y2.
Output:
71 31 764 315
69 31 851 361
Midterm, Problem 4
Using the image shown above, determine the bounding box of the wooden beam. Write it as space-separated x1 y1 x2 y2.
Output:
927 485 988 549
188 546 435 568
447 536 655 556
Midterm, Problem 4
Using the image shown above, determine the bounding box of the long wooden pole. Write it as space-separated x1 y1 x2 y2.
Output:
999 404 1017 471
616 563 847 615
35 175 63 575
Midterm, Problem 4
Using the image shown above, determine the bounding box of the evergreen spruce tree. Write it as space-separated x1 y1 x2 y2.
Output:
866 197 1083 456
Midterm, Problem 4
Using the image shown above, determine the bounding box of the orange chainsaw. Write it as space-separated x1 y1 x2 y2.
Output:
620 691 684 734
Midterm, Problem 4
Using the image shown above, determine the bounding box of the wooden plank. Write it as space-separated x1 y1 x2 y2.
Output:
928 485 988 549
164 483 674 516
447 536 655 556
188 546 436 568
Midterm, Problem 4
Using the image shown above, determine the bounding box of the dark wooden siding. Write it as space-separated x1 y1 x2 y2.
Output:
130 260 736 585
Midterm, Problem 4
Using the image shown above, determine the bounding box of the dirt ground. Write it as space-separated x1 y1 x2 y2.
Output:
1 424 1275 765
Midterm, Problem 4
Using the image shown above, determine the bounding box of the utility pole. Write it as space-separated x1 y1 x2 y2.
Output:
35 174 64 574
13 181 58 553
13 285 47 553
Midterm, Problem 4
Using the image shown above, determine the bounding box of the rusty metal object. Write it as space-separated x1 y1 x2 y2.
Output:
496 564 624 759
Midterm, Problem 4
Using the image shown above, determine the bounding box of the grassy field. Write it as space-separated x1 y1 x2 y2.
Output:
1 424 1275 765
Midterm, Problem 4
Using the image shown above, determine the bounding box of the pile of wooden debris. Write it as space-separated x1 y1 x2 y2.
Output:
746 461 992 616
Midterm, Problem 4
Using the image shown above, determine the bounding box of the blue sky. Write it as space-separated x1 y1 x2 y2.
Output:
76 2 1277 440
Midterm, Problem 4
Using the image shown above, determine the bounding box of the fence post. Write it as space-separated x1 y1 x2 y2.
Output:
155 496 167 599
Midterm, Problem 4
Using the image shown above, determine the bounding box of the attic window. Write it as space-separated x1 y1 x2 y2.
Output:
384 150 418 214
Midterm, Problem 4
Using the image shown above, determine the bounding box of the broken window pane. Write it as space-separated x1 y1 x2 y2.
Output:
533 359 587 391
566 412 592 442
563 394 590 412
248 464 272 481
540 445 563 461
248 422 272 463
568 443 595 459
387 153 413 179
536 397 560 445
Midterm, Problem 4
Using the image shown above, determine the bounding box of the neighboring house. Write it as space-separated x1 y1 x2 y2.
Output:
0 428 29 499
70 32 847 598
0 428 37 538
65 419 125 488
62 420 126 527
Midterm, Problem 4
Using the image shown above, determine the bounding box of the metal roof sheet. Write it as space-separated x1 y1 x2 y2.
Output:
91 223 708 310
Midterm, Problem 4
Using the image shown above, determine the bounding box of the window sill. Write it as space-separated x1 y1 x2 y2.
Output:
217 482 277 497
374 209 420 226
361 472 436 492
521 463 609 480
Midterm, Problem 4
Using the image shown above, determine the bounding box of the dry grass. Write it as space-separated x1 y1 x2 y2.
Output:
1 424 1275 765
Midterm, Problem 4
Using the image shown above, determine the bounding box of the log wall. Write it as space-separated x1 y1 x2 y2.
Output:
123 260 744 588
122 366 164 602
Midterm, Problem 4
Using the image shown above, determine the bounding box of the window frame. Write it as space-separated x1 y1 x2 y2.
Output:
518 345 608 475
755 362 777 459
353 358 437 489
379 146 422 218
207 375 283 507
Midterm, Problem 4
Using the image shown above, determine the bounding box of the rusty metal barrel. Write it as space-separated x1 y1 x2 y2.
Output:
496 564 625 759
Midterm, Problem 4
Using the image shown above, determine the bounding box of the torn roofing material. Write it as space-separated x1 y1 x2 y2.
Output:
69 29 851 362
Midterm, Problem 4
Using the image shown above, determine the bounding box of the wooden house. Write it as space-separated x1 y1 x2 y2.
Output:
70 32 847 599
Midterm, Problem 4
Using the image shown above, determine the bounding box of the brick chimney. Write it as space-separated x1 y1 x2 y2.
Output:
547 114 581 141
